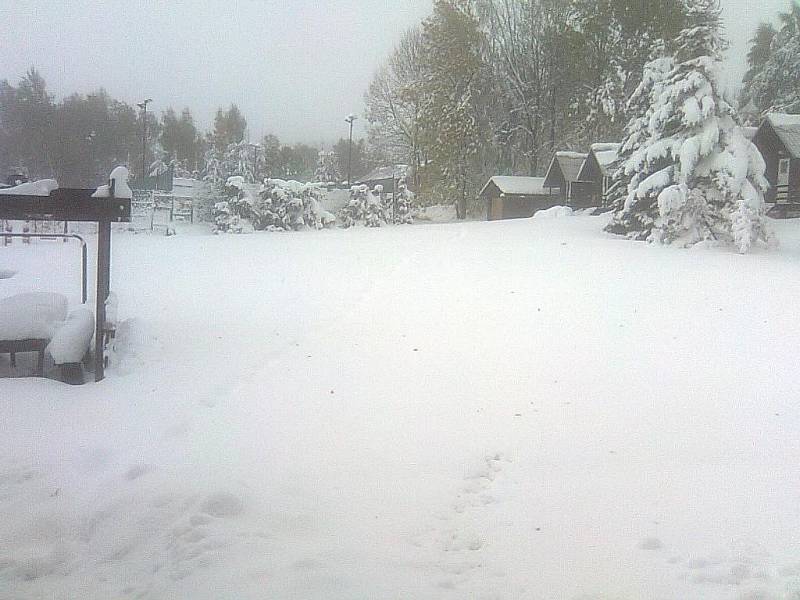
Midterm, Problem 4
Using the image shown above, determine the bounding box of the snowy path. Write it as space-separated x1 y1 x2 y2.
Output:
2 216 800 599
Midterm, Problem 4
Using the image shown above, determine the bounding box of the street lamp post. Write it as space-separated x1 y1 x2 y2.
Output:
137 99 153 181
345 114 358 186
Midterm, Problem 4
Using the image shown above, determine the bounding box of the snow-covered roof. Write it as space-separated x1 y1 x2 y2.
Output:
479 176 553 197
543 152 588 188
0 179 58 197
765 113 800 158
591 143 620 177
356 165 408 184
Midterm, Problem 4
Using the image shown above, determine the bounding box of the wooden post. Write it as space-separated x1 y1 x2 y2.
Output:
94 180 113 382
94 219 111 382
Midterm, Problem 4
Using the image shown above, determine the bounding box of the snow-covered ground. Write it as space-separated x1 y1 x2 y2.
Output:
2 214 800 600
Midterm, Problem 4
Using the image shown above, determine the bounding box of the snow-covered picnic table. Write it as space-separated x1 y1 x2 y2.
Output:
0 291 94 377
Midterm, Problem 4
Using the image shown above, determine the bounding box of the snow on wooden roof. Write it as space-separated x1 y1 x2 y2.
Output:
479 176 552 197
543 152 588 187
588 143 620 177
556 152 588 182
765 113 800 158
356 165 408 183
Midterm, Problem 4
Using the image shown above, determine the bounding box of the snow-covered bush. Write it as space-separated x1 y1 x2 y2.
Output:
212 176 256 233
339 185 368 228
255 179 333 231
394 178 415 224
606 0 771 252
365 187 383 227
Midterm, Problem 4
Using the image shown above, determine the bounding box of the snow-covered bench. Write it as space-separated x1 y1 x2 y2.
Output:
0 292 68 376
0 292 95 382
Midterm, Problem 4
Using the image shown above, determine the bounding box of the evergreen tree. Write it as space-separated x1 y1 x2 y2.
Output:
314 150 341 183
160 107 201 170
213 104 247 150
0 68 55 180
607 0 771 252
574 0 688 144
741 3 800 114
605 43 675 236
212 176 256 233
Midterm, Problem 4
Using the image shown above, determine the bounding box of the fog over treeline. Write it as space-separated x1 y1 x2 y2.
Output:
0 70 381 187
0 0 795 210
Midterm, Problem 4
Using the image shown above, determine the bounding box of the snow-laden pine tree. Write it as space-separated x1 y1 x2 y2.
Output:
741 4 800 114
212 176 256 234
607 0 771 252
314 151 341 183
605 42 674 236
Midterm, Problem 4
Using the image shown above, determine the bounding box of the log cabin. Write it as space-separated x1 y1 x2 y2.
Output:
480 176 560 220
542 152 591 207
752 113 800 213
576 143 620 207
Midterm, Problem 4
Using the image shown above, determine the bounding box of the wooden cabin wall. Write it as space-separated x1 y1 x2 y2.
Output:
790 158 800 202
755 125 784 203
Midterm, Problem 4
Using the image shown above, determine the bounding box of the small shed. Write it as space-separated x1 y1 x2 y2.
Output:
479 176 560 220
577 143 621 207
753 113 800 207
542 152 591 207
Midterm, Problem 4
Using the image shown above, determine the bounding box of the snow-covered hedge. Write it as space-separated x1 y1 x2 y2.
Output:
211 177 337 233
213 177 417 232
212 176 257 233
257 179 335 231
338 180 417 228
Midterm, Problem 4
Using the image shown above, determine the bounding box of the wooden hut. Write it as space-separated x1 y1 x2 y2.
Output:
542 152 591 207
753 113 800 212
577 143 620 207
479 176 560 220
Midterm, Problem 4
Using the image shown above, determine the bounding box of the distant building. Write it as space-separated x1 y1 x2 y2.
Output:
479 176 560 220
577 143 620 207
542 152 591 207
752 113 800 210
355 165 409 195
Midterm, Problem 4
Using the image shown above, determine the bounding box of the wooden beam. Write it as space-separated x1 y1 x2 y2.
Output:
0 189 131 222
94 220 111 382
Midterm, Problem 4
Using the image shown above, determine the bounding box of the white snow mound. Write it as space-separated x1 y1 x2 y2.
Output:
0 292 68 340
92 166 133 199
47 307 94 364
533 205 574 219
0 179 58 196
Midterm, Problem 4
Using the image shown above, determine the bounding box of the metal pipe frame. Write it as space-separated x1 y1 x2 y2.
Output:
0 233 88 304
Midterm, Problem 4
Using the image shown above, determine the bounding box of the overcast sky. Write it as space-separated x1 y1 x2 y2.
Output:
0 0 792 146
